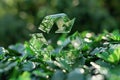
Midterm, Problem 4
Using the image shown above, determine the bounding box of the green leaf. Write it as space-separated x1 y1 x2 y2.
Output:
110 30 120 41
32 69 49 78
18 72 31 80
107 45 120 63
0 62 17 73
67 68 84 80
0 47 6 59
8 43 25 55
96 44 120 64
21 61 35 71
51 70 65 80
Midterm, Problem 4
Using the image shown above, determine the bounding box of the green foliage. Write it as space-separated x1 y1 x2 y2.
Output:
96 44 120 63
109 30 120 41
1 13 120 80
18 72 31 80
0 47 6 59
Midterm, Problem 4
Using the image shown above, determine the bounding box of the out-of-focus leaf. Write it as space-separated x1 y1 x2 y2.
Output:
70 32 87 50
0 47 6 59
110 30 120 41
91 62 120 80
18 72 31 80
32 69 48 78
8 43 25 55
21 61 35 71
0 62 17 73
67 68 84 80
96 44 120 64
57 58 72 71
51 70 65 80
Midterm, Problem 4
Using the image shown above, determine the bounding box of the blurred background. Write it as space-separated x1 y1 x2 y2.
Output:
0 0 120 47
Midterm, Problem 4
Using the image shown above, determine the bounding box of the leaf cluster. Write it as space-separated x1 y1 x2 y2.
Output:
1 13 120 80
